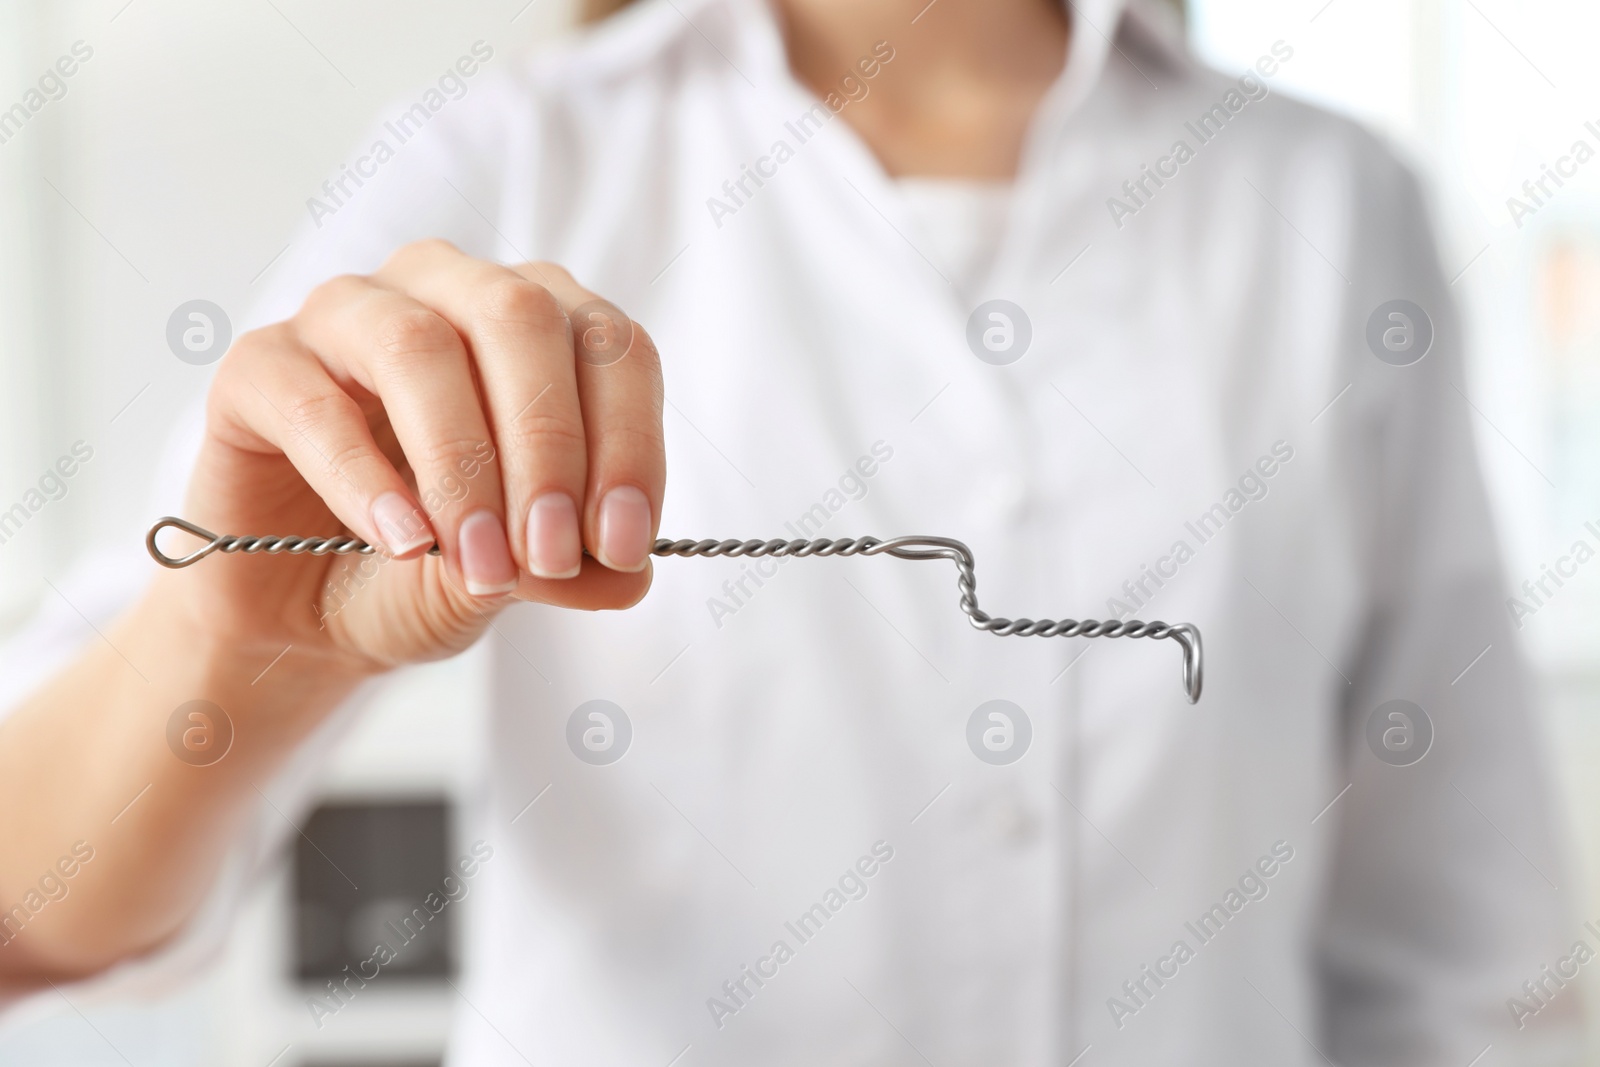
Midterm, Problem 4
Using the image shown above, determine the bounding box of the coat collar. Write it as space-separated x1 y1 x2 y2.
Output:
575 0 1193 130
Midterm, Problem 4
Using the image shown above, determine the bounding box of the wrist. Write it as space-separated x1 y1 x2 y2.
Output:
125 584 373 753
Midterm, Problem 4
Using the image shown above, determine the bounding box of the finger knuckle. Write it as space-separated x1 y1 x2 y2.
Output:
629 323 662 368
319 436 382 486
282 387 356 426
203 372 239 431
507 408 587 454
206 338 255 421
418 435 501 478
372 308 464 369
209 329 290 413
213 325 276 377
598 422 666 458
524 260 576 286
280 393 377 480
477 277 569 335
302 273 366 318
282 391 362 442
386 238 460 271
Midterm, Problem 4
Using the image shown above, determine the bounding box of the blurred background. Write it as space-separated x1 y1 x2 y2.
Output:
0 0 1596 1063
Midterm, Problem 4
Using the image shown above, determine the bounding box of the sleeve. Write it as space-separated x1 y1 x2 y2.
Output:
1315 135 1585 1065
0 75 532 1015
242 70 542 331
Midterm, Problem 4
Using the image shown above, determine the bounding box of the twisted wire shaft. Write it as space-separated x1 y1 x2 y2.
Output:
655 536 1202 703
147 521 1203 702
212 533 382 558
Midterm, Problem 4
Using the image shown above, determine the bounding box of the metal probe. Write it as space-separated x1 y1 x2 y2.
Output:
147 517 1203 703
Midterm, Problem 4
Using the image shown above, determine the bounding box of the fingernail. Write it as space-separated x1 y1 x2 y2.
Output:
458 510 519 596
597 485 652 572
526 493 582 578
372 491 433 556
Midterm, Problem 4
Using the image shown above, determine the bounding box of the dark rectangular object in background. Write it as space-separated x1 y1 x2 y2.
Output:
295 799 453 982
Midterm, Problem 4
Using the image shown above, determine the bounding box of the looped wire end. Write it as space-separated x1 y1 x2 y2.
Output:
145 516 443 568
146 516 227 569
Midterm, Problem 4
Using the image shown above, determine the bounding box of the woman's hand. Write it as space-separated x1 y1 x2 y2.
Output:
0 240 662 981
166 239 665 674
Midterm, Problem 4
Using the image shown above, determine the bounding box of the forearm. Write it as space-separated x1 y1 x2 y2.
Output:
0 581 369 984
